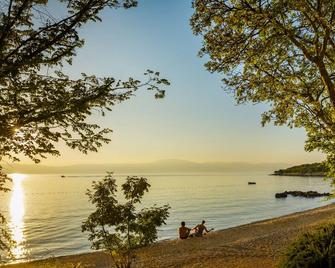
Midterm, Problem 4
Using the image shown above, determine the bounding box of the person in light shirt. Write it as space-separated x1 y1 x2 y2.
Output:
192 220 212 237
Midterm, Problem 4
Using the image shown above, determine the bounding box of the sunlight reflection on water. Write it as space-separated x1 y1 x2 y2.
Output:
9 173 27 259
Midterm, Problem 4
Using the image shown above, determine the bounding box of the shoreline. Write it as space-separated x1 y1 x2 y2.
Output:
270 173 325 177
5 203 335 268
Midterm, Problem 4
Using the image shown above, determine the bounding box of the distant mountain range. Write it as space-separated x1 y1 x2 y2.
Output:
2 159 290 174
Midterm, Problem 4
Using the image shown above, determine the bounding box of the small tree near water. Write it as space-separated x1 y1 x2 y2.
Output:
0 168 14 262
82 173 170 268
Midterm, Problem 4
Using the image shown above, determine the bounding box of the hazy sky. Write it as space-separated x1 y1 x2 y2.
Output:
22 0 323 166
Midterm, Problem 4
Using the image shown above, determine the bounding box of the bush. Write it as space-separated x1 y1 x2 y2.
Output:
82 173 170 268
280 223 335 268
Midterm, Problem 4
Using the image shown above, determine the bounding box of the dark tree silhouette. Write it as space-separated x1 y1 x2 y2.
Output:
0 0 170 260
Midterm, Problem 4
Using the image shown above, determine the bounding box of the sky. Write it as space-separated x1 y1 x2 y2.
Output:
20 0 324 166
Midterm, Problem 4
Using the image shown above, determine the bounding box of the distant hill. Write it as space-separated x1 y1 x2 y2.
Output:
273 163 328 177
2 159 288 174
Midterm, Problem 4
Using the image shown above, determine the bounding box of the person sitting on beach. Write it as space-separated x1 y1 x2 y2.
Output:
192 220 212 237
179 221 191 239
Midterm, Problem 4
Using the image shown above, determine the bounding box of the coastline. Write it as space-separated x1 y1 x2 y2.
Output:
5 203 335 268
270 173 325 177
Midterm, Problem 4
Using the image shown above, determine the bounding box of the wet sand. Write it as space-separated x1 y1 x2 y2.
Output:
5 203 335 268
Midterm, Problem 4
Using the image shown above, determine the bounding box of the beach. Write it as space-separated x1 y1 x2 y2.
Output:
5 203 335 268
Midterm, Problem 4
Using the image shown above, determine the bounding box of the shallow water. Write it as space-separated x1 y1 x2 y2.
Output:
1 172 333 262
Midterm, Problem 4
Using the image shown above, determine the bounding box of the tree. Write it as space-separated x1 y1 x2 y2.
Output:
0 0 169 260
82 174 170 268
191 0 335 177
0 0 170 164
0 168 13 262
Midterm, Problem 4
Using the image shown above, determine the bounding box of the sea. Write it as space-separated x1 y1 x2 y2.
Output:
0 172 333 263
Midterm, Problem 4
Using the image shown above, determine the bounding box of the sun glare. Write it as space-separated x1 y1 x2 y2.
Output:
9 173 27 259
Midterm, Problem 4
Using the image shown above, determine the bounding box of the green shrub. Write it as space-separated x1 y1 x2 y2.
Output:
82 173 170 268
280 223 335 268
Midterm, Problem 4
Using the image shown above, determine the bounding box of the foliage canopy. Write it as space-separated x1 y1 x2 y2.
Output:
82 174 170 268
191 0 335 177
0 0 169 163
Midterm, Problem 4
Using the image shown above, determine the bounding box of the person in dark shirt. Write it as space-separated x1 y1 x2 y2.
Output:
179 221 191 239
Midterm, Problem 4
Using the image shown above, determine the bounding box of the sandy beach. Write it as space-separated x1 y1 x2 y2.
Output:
5 203 335 268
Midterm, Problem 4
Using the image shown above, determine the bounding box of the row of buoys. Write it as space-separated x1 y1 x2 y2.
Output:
61 174 259 186
26 192 82 195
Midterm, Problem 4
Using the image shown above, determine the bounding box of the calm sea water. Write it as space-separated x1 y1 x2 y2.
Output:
1 172 333 262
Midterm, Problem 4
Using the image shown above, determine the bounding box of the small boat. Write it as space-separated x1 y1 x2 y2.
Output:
61 175 65 178
248 182 256 185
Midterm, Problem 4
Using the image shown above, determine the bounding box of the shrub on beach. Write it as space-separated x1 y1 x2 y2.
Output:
82 173 170 268
280 223 335 268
